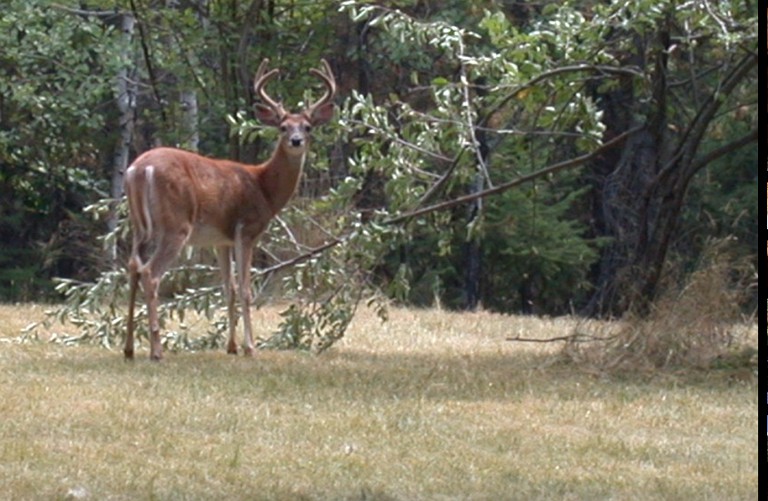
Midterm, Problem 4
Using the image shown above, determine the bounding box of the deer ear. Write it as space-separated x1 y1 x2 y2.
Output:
254 103 283 126
309 102 335 126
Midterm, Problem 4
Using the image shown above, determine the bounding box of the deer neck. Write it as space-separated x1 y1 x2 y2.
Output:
257 142 306 214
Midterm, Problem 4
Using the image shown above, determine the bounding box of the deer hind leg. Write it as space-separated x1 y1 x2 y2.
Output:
142 230 189 361
217 246 239 355
125 237 150 360
125 257 140 360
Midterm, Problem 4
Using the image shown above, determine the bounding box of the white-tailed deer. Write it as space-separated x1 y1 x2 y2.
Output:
123 58 336 360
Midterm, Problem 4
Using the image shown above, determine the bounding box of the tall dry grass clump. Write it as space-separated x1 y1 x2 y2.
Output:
566 239 756 374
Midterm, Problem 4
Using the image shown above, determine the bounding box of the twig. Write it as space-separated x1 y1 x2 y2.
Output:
347 119 453 164
256 238 343 277
415 147 467 208
52 4 123 19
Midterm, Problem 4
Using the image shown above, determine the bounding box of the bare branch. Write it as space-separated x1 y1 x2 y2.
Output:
253 126 642 277
386 125 643 225
128 0 167 125
415 147 467 207
347 119 454 163
256 238 343 277
480 64 644 127
687 127 757 176
51 4 123 19
649 51 757 192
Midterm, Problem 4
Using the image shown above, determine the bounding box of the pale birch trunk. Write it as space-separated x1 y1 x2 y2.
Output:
109 13 137 262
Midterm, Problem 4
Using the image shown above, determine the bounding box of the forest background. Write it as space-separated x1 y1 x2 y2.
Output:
0 0 758 349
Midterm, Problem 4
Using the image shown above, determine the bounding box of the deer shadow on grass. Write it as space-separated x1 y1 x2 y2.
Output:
31 341 752 406
233 347 750 404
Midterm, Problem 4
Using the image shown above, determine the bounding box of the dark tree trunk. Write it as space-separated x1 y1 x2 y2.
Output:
462 110 490 311
462 174 483 311
585 125 675 316
583 21 757 317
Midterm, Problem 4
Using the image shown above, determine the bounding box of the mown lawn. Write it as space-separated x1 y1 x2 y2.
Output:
0 304 757 500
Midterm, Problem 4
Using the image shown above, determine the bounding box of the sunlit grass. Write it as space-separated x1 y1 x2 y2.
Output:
0 304 757 500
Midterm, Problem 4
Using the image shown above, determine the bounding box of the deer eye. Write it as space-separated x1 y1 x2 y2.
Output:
280 125 288 133
304 125 312 133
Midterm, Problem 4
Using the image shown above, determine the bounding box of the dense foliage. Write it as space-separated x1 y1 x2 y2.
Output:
3 1 757 350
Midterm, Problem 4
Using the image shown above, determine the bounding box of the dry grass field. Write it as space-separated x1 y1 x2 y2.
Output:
0 303 757 500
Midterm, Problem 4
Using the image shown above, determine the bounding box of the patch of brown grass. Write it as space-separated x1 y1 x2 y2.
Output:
0 303 757 500
564 241 757 376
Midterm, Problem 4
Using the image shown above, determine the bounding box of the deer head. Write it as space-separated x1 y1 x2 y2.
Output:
252 58 337 157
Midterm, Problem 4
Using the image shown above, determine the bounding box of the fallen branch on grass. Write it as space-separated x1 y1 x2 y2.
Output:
506 333 618 343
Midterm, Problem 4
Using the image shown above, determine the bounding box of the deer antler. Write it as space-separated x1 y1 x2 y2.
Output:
253 58 286 117
307 59 337 115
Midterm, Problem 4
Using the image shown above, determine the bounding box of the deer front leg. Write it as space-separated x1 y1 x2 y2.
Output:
235 232 256 356
217 246 239 355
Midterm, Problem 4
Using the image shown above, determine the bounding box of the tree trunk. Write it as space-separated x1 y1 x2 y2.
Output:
584 33 757 317
585 126 670 316
462 172 483 311
110 12 137 262
179 90 199 152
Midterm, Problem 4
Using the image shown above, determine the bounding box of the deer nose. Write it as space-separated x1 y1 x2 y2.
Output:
290 136 303 148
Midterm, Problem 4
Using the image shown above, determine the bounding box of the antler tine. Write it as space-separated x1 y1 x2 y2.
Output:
307 59 337 112
253 58 283 114
253 58 271 82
